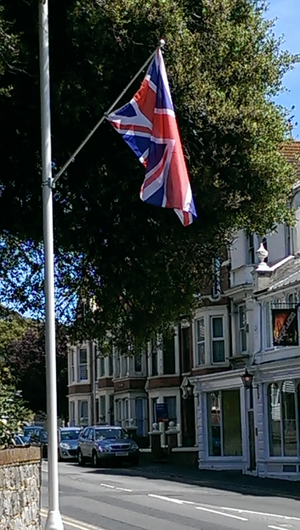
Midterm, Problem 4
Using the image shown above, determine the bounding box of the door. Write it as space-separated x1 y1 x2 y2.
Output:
79 428 90 457
248 410 256 471
86 428 95 458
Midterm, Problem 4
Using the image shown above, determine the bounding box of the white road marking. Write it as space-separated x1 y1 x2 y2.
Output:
195 506 248 521
40 509 106 530
219 506 300 521
268 526 289 530
100 483 115 489
115 487 133 492
148 494 184 504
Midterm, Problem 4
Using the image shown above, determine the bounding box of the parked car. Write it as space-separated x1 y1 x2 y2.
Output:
23 425 48 457
77 426 139 467
23 425 44 443
58 427 81 461
39 428 48 458
14 434 30 446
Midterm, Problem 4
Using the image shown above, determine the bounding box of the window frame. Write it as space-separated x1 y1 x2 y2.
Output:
195 317 205 366
78 348 88 382
210 316 225 364
247 233 255 265
70 350 75 384
78 400 89 425
238 304 247 353
99 355 105 378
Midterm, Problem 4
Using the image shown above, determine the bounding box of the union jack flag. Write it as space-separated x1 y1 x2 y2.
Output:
107 49 197 226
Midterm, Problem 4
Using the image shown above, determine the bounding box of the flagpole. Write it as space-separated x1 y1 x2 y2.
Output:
53 40 165 185
39 1 63 529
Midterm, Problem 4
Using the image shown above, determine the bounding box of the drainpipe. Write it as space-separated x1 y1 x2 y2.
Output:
90 340 96 425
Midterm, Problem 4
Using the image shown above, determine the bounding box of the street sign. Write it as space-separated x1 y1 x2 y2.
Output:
155 402 168 423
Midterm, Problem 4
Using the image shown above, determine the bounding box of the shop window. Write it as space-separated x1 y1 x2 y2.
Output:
222 389 242 456
207 389 242 457
207 391 221 456
268 381 299 457
268 383 281 456
211 317 225 363
282 381 297 456
195 318 205 365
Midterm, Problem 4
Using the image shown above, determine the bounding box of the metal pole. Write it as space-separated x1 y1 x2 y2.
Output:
39 1 63 529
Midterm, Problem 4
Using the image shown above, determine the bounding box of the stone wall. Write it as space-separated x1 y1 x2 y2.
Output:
0 446 41 530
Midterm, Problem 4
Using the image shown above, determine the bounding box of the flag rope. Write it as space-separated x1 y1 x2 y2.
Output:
52 40 165 186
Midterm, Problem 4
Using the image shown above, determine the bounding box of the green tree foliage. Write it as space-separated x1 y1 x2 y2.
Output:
0 0 298 344
0 306 32 358
4 323 69 418
0 367 32 448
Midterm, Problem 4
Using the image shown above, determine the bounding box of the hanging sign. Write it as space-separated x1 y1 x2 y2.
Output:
272 308 298 347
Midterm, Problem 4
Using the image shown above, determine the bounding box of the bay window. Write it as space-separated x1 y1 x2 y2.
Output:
211 316 225 363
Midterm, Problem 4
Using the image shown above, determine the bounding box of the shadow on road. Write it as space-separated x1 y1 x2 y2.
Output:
66 459 300 502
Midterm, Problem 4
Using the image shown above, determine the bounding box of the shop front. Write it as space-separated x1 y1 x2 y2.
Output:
255 360 300 480
194 370 249 472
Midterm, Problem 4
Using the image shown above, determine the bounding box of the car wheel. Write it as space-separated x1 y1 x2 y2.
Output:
130 455 139 466
78 449 85 466
92 450 99 468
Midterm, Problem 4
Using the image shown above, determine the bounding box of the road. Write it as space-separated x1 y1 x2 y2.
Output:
41 461 300 530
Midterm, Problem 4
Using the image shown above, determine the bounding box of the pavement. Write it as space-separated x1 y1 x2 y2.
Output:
41 460 300 530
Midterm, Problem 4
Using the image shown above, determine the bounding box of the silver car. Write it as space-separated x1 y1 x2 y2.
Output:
77 426 139 467
58 427 81 461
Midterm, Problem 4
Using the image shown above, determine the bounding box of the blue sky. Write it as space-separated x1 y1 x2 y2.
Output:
267 0 300 137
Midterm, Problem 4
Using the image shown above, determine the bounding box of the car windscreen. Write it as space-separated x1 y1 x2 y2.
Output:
60 430 80 441
24 427 40 434
95 428 123 441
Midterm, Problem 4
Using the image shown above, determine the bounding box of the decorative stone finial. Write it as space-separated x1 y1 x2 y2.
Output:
256 243 269 272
